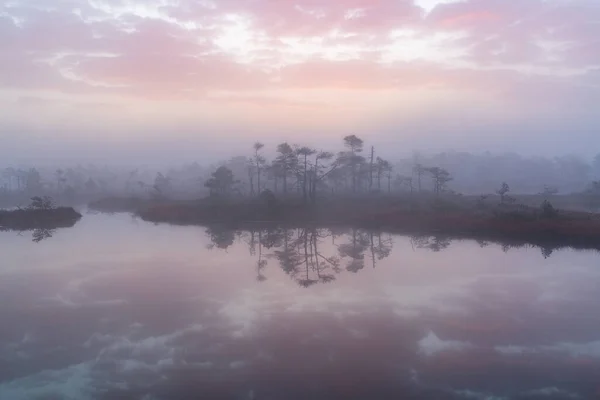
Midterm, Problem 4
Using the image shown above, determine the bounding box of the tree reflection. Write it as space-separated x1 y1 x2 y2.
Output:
541 246 554 259
311 228 341 283
242 229 271 281
278 228 318 287
273 228 303 276
205 225 235 249
476 239 489 248
32 228 55 243
338 228 369 273
261 228 284 249
370 232 393 268
411 235 451 252
206 226 393 286
256 230 268 282
501 242 558 259
205 226 560 286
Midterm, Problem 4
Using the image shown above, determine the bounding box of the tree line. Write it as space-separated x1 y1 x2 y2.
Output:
205 135 454 203
3 143 600 205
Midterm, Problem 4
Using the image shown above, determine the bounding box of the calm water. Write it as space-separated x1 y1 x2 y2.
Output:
1 212 600 400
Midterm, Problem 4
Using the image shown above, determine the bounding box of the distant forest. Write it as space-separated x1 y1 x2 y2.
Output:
2 135 600 206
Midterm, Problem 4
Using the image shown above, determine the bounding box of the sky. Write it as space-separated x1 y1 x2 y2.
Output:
1 0 599 164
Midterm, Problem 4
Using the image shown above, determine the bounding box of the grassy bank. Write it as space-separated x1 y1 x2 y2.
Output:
132 195 600 252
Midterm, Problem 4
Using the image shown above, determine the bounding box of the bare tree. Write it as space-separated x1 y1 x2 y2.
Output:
341 135 364 193
275 142 297 196
426 167 453 195
310 151 334 203
396 175 414 195
369 146 375 191
253 142 265 194
247 158 256 196
384 162 394 193
413 164 425 193
296 146 316 204
376 157 392 191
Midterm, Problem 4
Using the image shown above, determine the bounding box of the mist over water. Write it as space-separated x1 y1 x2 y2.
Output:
1 212 600 399
3 0 600 398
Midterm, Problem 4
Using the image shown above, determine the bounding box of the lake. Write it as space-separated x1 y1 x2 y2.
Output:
1 211 600 400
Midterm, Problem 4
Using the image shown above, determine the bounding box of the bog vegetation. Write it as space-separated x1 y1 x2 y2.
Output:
3 135 600 250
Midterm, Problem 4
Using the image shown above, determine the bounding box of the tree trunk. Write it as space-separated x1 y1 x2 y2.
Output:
248 170 254 196
311 161 318 204
256 166 261 194
369 146 374 191
351 152 357 193
370 233 375 269
303 155 308 204
255 151 261 195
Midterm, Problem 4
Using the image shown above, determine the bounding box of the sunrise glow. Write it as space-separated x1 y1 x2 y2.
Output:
1 0 599 161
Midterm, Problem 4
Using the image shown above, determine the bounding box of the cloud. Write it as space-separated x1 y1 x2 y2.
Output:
417 331 473 356
496 339 600 359
74 53 271 97
427 0 600 68
2 0 598 96
206 93 334 109
166 0 423 37
0 0 599 156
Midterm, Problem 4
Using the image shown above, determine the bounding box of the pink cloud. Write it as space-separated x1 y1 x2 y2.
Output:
100 18 207 56
74 53 270 97
427 0 542 33
0 51 83 92
274 58 529 92
0 13 86 54
438 10 501 29
206 93 334 109
166 0 422 37
0 0 598 103
427 0 600 67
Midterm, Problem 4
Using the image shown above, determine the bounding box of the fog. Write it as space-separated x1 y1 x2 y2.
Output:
4 1 600 398
3 112 600 167
2 137 600 209
1 0 600 168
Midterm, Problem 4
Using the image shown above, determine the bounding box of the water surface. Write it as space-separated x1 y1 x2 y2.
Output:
1 212 600 399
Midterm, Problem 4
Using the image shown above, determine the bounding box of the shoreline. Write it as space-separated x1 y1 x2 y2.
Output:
128 198 600 253
0 207 82 231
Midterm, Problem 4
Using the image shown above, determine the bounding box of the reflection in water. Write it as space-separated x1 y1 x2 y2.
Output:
31 228 55 243
411 235 452 252
205 226 574 286
9 228 56 243
3 214 600 400
206 226 394 287
339 228 370 273
205 225 236 250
